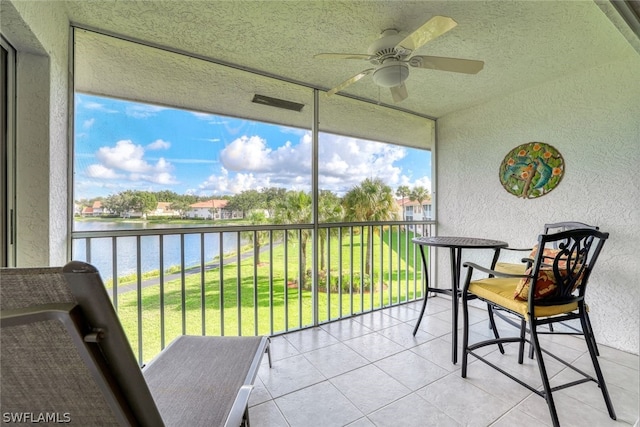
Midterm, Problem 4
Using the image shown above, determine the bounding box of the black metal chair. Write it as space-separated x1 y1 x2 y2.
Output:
460 228 616 427
494 221 598 274
491 221 601 356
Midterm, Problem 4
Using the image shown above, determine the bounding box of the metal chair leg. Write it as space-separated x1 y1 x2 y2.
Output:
528 333 535 359
413 252 430 336
579 311 616 419
584 311 600 356
487 305 505 354
266 338 273 368
413 293 428 336
518 318 527 364
530 322 561 427
461 291 470 378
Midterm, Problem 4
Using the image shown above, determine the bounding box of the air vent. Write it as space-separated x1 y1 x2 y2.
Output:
252 94 304 112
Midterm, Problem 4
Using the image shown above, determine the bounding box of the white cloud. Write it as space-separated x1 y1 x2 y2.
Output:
192 112 228 126
93 139 178 185
83 118 95 129
220 134 310 175
85 164 124 179
278 126 308 136
125 104 165 118
140 172 179 185
317 134 407 193
147 139 170 150
153 158 173 173
80 101 118 113
198 131 420 195
221 136 272 171
97 140 151 173
83 101 102 109
166 157 218 164
199 167 268 194
396 173 432 194
413 176 432 192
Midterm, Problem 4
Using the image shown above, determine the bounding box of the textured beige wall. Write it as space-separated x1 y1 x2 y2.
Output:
3 0 69 266
436 54 640 354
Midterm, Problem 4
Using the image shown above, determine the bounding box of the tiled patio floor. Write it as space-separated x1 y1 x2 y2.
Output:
248 296 639 426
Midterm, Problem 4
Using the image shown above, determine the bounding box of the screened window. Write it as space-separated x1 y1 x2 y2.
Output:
72 28 434 230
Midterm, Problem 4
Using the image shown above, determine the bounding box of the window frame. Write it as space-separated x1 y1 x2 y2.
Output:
1 35 16 267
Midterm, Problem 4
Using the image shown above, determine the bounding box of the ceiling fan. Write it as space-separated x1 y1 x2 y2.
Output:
314 16 484 103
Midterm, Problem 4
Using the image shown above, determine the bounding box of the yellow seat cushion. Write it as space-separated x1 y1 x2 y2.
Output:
494 262 527 275
468 277 578 321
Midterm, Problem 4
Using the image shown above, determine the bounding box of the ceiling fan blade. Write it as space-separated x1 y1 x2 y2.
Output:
409 55 484 74
326 69 374 96
396 16 458 53
314 53 373 61
390 84 408 103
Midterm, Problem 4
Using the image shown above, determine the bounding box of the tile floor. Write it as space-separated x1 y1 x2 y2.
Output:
247 296 639 427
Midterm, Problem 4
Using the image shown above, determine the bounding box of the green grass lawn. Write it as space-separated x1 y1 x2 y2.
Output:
114 227 428 363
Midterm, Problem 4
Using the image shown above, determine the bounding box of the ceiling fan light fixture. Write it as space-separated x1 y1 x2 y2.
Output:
372 60 409 88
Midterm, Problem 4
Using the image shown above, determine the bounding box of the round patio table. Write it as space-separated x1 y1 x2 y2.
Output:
412 236 508 364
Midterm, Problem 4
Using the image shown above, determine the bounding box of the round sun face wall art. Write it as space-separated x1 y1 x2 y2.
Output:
499 142 565 199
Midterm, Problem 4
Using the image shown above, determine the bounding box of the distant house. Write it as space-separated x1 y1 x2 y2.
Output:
153 202 179 217
397 198 432 237
92 200 106 216
187 199 240 220
80 200 109 217
398 199 432 221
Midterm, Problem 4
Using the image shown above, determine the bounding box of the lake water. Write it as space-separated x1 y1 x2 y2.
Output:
72 221 241 280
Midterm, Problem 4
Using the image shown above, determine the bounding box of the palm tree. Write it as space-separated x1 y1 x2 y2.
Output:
396 185 410 221
318 190 343 271
261 187 287 218
274 191 312 288
409 186 430 220
409 186 431 235
343 178 399 277
245 211 269 265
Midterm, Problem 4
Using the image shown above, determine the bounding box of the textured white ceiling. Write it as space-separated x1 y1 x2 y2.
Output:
64 0 637 119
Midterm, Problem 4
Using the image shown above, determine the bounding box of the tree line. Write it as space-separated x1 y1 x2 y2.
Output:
76 178 430 224
77 180 430 287
76 190 221 218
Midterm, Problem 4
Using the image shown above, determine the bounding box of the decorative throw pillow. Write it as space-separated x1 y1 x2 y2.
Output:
514 267 559 301
528 244 563 266
513 263 585 301
514 243 570 300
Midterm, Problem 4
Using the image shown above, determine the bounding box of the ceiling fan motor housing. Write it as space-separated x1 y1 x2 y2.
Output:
367 29 406 59
367 29 410 87
372 60 409 87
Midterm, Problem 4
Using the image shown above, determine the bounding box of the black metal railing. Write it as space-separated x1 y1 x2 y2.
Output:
72 220 434 363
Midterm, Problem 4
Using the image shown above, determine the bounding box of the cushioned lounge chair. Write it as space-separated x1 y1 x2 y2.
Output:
1 261 270 426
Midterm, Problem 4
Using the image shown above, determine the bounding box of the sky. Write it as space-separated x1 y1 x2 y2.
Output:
74 93 432 201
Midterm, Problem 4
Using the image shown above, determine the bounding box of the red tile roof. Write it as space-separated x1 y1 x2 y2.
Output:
190 199 228 209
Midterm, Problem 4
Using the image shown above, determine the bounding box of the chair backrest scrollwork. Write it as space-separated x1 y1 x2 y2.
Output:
531 228 608 306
